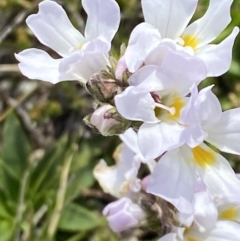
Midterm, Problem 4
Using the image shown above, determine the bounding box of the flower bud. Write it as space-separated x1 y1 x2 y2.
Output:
90 105 120 136
103 197 145 233
86 73 119 102
115 56 127 81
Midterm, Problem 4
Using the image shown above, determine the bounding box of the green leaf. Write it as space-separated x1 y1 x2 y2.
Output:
0 219 14 241
58 203 103 232
0 113 31 200
0 189 13 219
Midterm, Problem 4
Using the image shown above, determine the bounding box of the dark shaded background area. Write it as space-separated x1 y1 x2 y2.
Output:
0 0 240 240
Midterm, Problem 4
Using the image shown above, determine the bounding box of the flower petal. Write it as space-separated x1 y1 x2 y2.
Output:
158 233 178 241
178 85 205 148
195 85 222 126
81 37 110 54
191 143 240 202
218 202 240 223
183 0 234 48
185 221 240 241
115 86 159 123
193 191 218 232
147 148 196 214
15 49 72 83
103 197 145 233
206 108 240 155
94 143 140 198
196 27 239 77
120 128 143 159
142 0 198 39
59 52 109 84
160 48 207 86
125 23 161 72
83 0 120 44
138 123 184 159
27 1 85 57
128 65 171 92
206 221 240 241
146 45 207 95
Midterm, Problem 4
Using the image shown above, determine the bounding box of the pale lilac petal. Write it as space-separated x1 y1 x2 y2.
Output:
183 0 233 48
181 123 204 148
94 143 140 198
193 191 218 232
138 123 184 160
194 177 207 193
142 0 198 39
160 49 207 91
125 23 161 72
115 55 127 81
59 52 109 84
196 27 239 77
206 108 240 155
120 128 145 161
120 129 155 166
103 197 145 233
145 40 177 67
27 1 85 57
83 0 120 44
120 128 139 155
205 221 240 241
128 65 172 92
195 85 222 126
180 85 205 147
192 143 240 202
15 49 72 83
184 221 240 240
81 37 110 54
145 45 207 95
218 202 240 223
157 233 178 241
147 149 196 214
115 87 159 123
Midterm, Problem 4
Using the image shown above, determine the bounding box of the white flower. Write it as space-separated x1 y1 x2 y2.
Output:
115 50 207 159
94 128 156 198
146 85 240 213
15 0 120 84
125 0 239 76
116 66 240 213
93 143 141 198
158 221 240 241
158 182 240 241
120 128 156 172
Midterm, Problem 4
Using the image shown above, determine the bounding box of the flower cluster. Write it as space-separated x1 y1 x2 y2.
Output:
16 0 240 239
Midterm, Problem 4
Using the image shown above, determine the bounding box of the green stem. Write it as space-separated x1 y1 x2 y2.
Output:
14 168 30 241
47 154 73 240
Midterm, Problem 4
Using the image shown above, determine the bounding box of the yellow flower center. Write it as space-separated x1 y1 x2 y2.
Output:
188 238 200 241
154 93 185 122
182 35 199 50
167 94 185 121
192 146 216 168
219 206 238 221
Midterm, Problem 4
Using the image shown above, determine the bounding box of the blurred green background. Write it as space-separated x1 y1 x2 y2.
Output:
0 0 240 240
